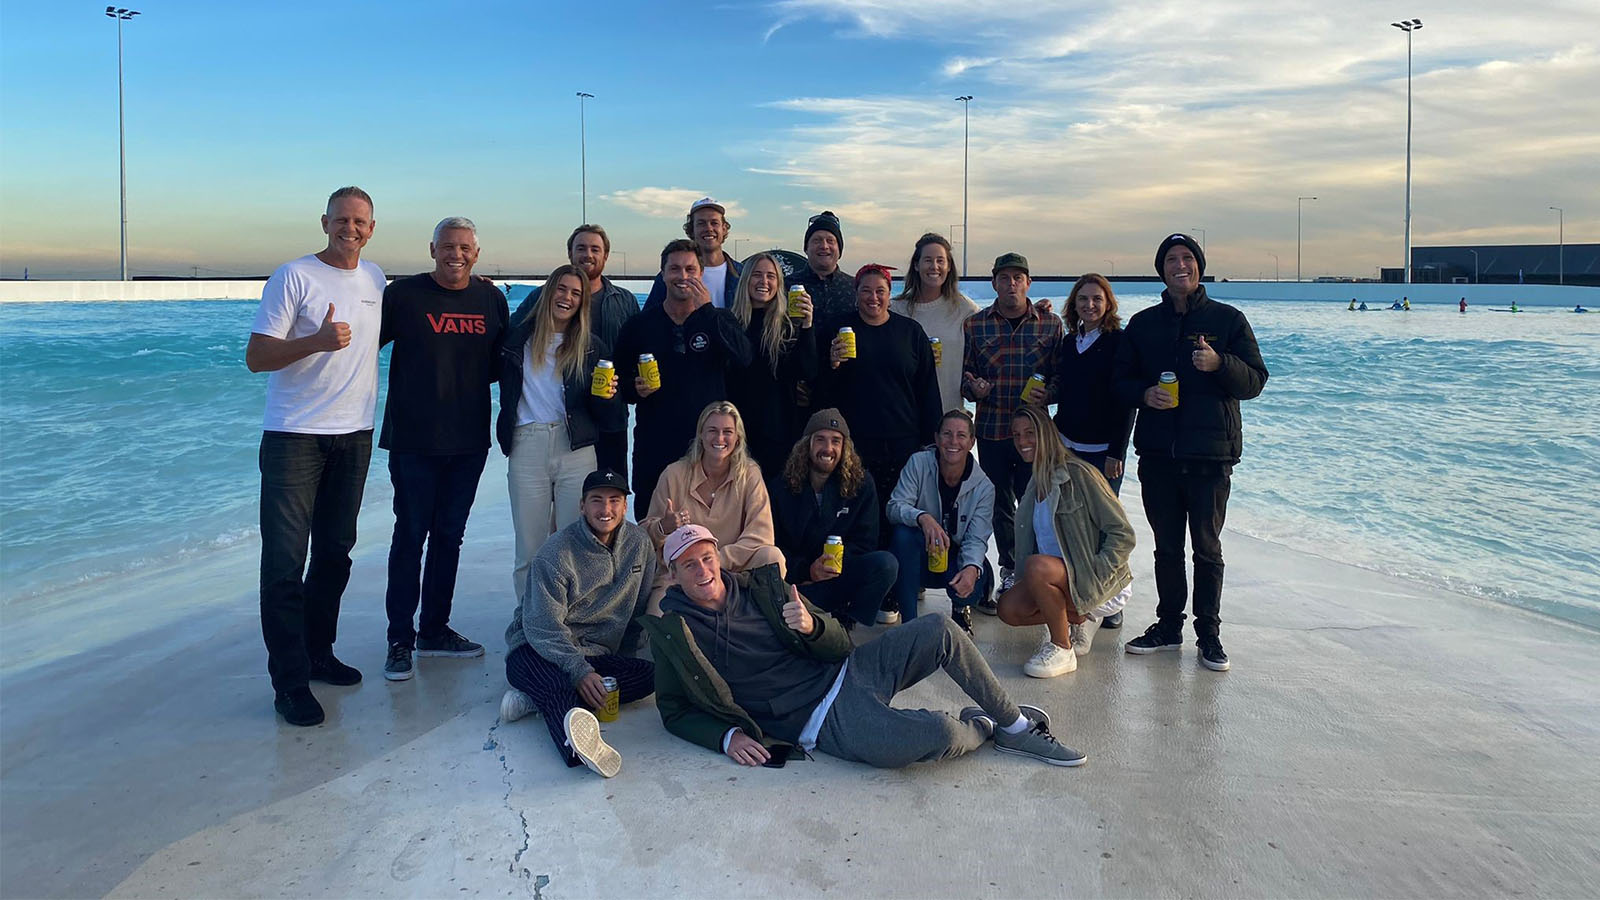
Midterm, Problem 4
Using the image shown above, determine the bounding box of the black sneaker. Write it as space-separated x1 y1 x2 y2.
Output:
416 628 484 658
976 593 999 616
1198 636 1231 671
384 642 414 681
1101 610 1124 630
1124 623 1182 654
308 652 362 686
950 605 975 635
274 687 325 726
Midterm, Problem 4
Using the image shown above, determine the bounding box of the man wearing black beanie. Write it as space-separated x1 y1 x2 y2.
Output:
792 211 857 323
1112 233 1268 672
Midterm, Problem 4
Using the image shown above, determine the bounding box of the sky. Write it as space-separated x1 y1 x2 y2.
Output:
0 0 1595 280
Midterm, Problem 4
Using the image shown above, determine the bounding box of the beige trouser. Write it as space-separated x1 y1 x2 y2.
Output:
507 421 595 603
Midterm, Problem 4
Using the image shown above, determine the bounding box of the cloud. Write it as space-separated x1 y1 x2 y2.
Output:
599 187 750 220
753 1 1600 277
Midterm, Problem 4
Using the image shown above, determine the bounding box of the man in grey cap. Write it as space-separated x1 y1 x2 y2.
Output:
499 468 656 778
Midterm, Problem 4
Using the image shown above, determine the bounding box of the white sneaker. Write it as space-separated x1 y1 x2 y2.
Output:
1024 639 1077 678
500 689 536 723
1070 617 1102 656
876 608 902 626
563 708 621 778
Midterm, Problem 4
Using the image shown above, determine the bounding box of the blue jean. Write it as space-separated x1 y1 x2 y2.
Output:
259 429 373 692
385 449 490 648
797 550 898 626
889 525 994 619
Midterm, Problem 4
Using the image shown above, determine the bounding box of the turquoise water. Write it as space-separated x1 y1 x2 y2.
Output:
2 296 1597 629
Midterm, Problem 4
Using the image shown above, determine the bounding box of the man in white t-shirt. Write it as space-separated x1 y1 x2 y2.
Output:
246 186 388 727
642 196 741 309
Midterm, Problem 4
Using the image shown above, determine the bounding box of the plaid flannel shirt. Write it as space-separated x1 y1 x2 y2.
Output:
960 303 1063 440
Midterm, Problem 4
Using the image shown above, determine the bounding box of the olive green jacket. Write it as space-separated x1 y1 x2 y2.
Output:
638 563 852 754
1014 456 1136 616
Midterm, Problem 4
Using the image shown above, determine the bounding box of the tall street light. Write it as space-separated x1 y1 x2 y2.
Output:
1268 252 1279 281
1392 18 1422 284
1548 206 1564 284
576 92 594 223
105 7 140 281
1191 227 1206 252
956 95 972 275
1467 248 1479 283
1104 258 1116 276
1297 196 1317 282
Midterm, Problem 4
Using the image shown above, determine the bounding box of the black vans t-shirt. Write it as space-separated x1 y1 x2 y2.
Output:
379 273 509 453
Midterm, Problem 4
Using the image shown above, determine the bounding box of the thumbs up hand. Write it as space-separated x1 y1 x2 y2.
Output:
317 304 352 352
656 497 691 537
1191 334 1220 372
781 584 815 635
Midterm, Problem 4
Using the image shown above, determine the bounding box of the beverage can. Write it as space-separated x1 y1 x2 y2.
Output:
823 535 844 574
927 540 949 574
786 286 806 318
1021 372 1046 404
639 353 662 390
591 359 614 397
597 676 620 722
929 337 943 366
1158 371 1179 407
837 327 857 360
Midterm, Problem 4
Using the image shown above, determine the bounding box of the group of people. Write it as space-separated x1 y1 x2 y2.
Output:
247 187 1269 780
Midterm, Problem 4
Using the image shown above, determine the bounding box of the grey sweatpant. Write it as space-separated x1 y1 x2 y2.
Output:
815 614 1021 768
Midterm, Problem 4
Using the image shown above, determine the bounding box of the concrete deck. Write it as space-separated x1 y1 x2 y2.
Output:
2 459 1597 898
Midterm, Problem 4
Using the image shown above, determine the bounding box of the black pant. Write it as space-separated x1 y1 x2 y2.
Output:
1138 457 1231 638
594 430 628 486
977 437 1032 570
258 430 372 692
856 436 921 551
385 449 489 648
505 645 655 766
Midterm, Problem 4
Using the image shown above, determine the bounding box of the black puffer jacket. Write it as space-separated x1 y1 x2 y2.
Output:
767 468 881 584
495 298 625 456
1112 286 1267 464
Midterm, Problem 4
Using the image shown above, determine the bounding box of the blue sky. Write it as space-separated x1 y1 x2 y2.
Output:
1 0 1594 280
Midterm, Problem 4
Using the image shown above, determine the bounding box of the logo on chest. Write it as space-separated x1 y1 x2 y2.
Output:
426 312 487 335
689 332 710 352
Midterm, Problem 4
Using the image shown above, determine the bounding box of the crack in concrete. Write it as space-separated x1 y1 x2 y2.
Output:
484 717 537 892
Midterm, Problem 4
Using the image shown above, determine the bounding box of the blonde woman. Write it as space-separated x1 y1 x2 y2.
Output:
999 405 1135 678
891 233 979 412
498 265 623 604
641 401 785 610
727 252 818 474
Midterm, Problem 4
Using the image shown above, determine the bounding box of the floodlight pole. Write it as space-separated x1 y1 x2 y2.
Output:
577 92 594 223
1392 19 1422 283
106 7 141 280
1297 196 1317 282
1548 206 1564 284
956 95 972 274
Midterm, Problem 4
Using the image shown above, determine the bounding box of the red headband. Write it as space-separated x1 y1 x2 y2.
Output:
853 264 897 287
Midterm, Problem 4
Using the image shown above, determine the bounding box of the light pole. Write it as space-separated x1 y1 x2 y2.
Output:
956 95 972 275
1104 258 1116 276
1548 206 1564 284
1191 227 1206 252
1269 253 1280 281
1467 248 1479 283
1297 196 1317 282
576 92 594 223
618 251 626 277
948 223 964 272
1392 18 1422 283
105 7 140 281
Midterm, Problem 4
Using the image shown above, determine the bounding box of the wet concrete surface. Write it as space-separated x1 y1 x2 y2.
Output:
3 464 1597 898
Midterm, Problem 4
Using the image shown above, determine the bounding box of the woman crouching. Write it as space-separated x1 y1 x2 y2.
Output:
999 405 1135 677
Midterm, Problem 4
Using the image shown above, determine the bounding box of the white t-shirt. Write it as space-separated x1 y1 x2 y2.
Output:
702 261 728 308
516 334 566 426
251 254 386 434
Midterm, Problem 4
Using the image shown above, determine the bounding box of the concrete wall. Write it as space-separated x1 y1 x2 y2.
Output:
0 280 268 302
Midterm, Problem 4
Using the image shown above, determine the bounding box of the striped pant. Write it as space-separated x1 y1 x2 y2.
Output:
505 644 655 766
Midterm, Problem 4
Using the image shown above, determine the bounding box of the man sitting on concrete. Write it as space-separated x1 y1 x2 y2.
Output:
642 525 1084 769
500 469 655 778
767 409 897 629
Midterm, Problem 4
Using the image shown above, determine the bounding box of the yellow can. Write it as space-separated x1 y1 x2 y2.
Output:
927 541 949 574
597 676 620 723
929 337 943 367
787 286 806 318
639 353 662 391
591 359 615 397
1021 372 1046 404
1159 371 1179 407
837 327 857 360
823 536 844 574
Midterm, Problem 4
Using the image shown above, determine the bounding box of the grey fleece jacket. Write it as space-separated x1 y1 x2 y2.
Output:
885 447 995 573
505 518 656 684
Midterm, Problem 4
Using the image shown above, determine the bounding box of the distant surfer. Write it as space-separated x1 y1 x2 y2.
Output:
1511 301 1520 313
1576 305 1589 314
1459 297 1467 313
1348 299 1357 311
1358 302 1369 311
1402 298 1411 311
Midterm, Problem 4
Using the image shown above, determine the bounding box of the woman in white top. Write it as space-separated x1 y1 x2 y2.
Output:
497 265 622 603
890 232 979 412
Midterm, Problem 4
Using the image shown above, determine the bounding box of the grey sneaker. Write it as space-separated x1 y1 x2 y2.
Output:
958 706 995 741
383 642 414 681
964 704 1053 739
563 707 621 778
500 689 536 723
416 628 484 658
994 720 1087 767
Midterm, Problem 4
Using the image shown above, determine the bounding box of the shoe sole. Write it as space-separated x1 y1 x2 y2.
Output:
1023 663 1077 678
416 648 485 658
1199 656 1232 672
564 708 621 778
1100 616 1123 630
274 699 325 727
875 615 901 626
384 666 415 681
994 744 1087 767
1124 642 1181 655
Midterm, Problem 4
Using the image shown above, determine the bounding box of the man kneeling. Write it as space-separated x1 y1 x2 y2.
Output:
643 524 1085 768
501 470 655 778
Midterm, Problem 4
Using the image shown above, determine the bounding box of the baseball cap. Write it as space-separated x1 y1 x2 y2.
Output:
581 469 630 496
689 197 726 215
664 524 718 563
992 252 1030 275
